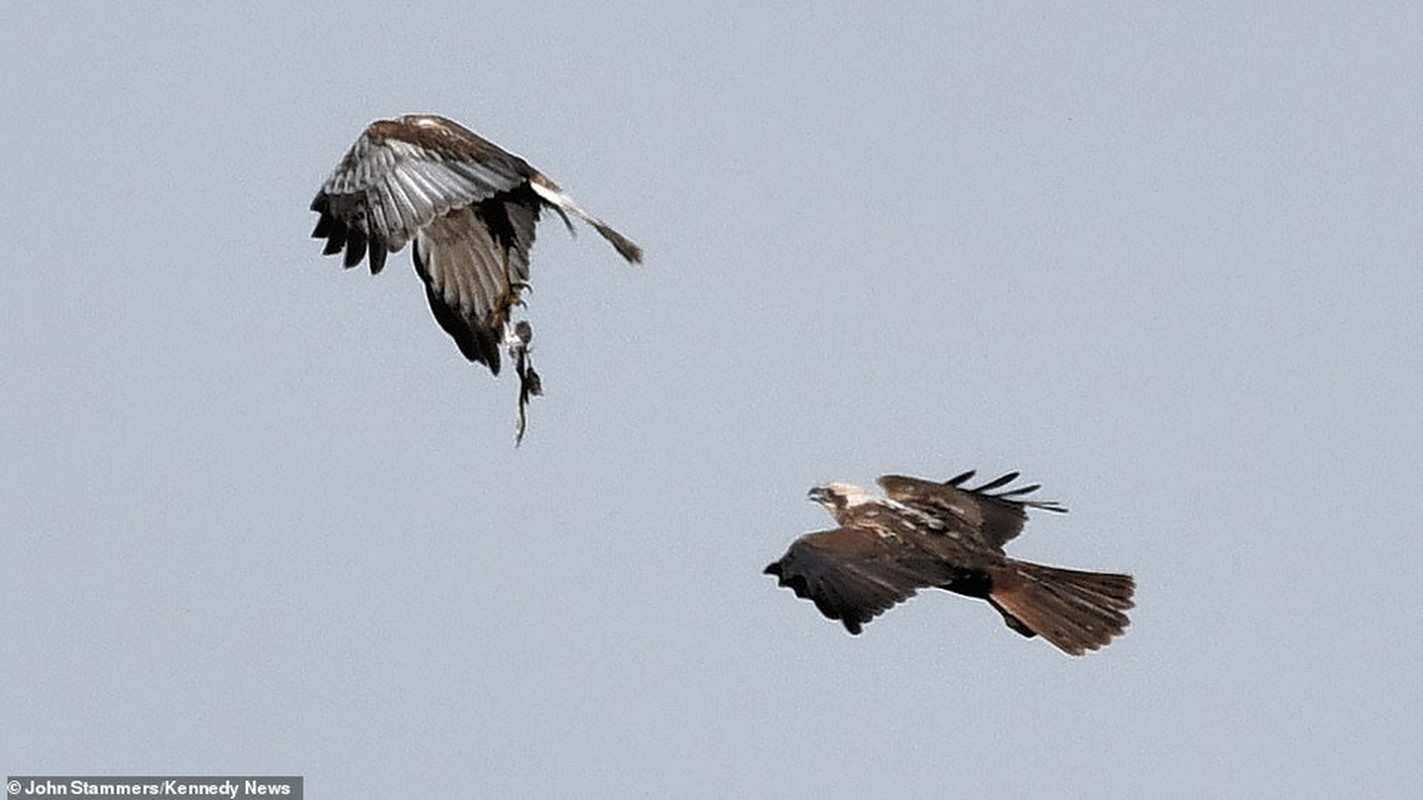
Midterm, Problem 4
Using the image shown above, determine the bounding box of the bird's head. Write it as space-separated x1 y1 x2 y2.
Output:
808 482 876 521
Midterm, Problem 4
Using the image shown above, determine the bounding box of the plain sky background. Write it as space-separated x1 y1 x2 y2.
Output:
3 2 1421 797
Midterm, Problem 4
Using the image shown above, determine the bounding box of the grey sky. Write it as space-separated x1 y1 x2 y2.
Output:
3 2 1421 797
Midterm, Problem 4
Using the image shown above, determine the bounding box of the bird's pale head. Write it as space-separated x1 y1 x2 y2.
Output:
808 482 876 521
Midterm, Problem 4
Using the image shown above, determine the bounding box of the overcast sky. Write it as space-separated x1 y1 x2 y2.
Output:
3 2 1421 797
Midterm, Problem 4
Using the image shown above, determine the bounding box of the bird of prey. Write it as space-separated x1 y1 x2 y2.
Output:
764 470 1135 655
309 114 643 443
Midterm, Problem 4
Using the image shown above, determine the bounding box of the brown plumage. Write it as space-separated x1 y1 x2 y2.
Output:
309 114 642 443
764 471 1135 655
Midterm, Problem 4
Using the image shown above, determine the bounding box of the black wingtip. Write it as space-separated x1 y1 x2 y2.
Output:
318 214 347 255
478 331 502 376
419 280 503 375
342 228 367 268
975 471 1021 492
945 469 977 486
368 239 388 275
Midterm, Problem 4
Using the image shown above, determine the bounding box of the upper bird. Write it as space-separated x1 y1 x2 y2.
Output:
309 114 643 442
763 470 1135 655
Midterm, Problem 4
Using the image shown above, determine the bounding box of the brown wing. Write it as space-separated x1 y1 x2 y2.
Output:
764 526 972 634
877 471 1066 549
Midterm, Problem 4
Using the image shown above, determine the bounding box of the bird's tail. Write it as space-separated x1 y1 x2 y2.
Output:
528 175 644 264
987 560 1135 656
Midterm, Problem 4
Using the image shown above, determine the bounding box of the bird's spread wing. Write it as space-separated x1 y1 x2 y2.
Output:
877 471 1066 549
310 116 542 372
310 117 536 265
764 526 965 634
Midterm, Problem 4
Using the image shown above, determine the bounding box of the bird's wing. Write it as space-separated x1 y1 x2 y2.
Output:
877 471 1067 549
310 117 543 372
409 196 540 372
310 117 535 268
763 526 964 634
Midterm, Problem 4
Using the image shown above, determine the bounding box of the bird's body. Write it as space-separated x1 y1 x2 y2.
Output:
765 471 1134 655
309 114 642 442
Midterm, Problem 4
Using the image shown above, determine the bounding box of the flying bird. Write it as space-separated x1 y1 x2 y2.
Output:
764 470 1135 655
309 114 643 443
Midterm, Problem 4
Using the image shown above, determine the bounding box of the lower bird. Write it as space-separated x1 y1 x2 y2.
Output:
764 470 1134 655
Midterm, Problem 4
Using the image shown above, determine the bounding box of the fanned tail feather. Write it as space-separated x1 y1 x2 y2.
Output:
987 561 1135 656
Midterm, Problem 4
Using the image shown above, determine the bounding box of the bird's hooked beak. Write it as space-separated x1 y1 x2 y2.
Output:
807 486 832 506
